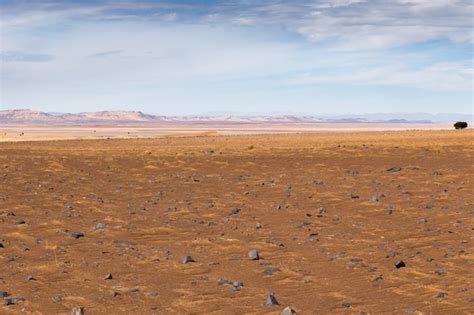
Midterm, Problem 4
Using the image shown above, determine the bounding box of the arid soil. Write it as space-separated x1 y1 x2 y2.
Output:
0 130 473 314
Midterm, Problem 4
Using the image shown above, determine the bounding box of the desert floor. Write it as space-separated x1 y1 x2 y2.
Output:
0 130 473 314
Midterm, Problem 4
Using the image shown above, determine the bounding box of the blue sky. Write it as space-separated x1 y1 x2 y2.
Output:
0 0 472 115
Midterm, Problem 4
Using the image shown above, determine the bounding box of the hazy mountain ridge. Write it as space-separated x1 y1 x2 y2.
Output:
0 109 470 125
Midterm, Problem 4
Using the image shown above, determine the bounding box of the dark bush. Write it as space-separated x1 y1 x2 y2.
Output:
454 121 468 129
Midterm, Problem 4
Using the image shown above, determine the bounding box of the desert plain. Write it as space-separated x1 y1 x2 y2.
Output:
0 129 473 314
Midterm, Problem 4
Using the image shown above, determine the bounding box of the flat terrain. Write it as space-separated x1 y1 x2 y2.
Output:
0 122 453 142
0 130 473 314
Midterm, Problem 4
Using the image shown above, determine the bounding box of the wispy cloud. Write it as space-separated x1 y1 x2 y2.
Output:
86 50 123 59
0 51 54 62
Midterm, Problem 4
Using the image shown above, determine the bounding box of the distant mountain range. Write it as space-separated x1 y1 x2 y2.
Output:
0 109 471 125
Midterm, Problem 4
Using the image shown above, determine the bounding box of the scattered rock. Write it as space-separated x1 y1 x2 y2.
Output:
387 166 402 172
104 274 113 280
4 298 14 306
52 295 63 303
248 249 260 260
93 223 106 230
71 306 84 315
280 306 296 315
342 303 351 309
436 292 447 298
127 288 139 293
150 291 158 298
351 193 360 199
265 292 279 306
369 195 379 202
263 268 280 275
181 256 195 264
231 207 240 215
26 275 35 281
15 219 26 225
0 291 9 298
395 260 406 268
71 232 84 239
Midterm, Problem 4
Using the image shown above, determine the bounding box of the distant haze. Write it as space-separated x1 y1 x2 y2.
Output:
1 1 473 114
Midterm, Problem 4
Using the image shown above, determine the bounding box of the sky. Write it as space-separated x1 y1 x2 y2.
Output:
0 0 473 115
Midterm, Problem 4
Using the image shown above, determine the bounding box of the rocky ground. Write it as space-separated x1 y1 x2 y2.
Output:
0 130 473 314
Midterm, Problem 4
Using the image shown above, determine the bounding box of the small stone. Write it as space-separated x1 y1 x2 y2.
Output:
150 291 158 297
26 275 35 281
387 166 402 172
71 232 84 239
4 298 14 306
436 292 447 298
150 304 158 310
104 274 113 280
15 219 26 225
112 291 119 297
248 249 260 260
395 260 406 268
256 223 263 229
369 195 379 202
351 193 360 199
265 292 279 306
418 218 428 224
263 268 280 275
0 291 9 297
280 306 296 315
181 256 194 264
342 303 351 309
217 278 228 285
71 306 84 315
231 207 240 215
232 280 244 288
93 223 106 230
127 288 139 293
52 295 63 303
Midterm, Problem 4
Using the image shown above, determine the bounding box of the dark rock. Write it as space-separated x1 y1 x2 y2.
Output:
436 292 447 298
15 219 26 225
150 291 158 298
454 121 468 129
351 193 360 199
104 274 113 280
248 249 260 260
0 291 9 297
265 292 279 306
4 298 14 306
127 288 139 293
112 291 119 297
395 260 406 268
26 275 35 281
231 207 240 215
71 232 84 239
181 256 194 264
342 303 351 309
232 280 244 288
387 166 402 172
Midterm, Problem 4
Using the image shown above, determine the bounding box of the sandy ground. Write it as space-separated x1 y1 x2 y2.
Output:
0 130 473 314
0 123 453 142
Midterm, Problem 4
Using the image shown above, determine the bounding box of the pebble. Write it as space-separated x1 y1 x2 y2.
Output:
0 291 9 297
93 223 106 230
217 278 229 285
52 295 63 303
280 306 296 315
263 268 280 275
395 260 406 268
26 275 35 281
15 219 26 225
71 232 85 239
127 288 139 293
150 291 158 298
248 249 260 260
387 166 402 172
436 292 447 298
342 303 351 309
231 207 240 215
4 298 14 306
370 195 379 202
232 280 244 289
265 292 279 305
71 306 84 315
104 274 113 280
181 256 195 264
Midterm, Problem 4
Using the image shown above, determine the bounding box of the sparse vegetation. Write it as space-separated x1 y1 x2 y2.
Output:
454 121 468 129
